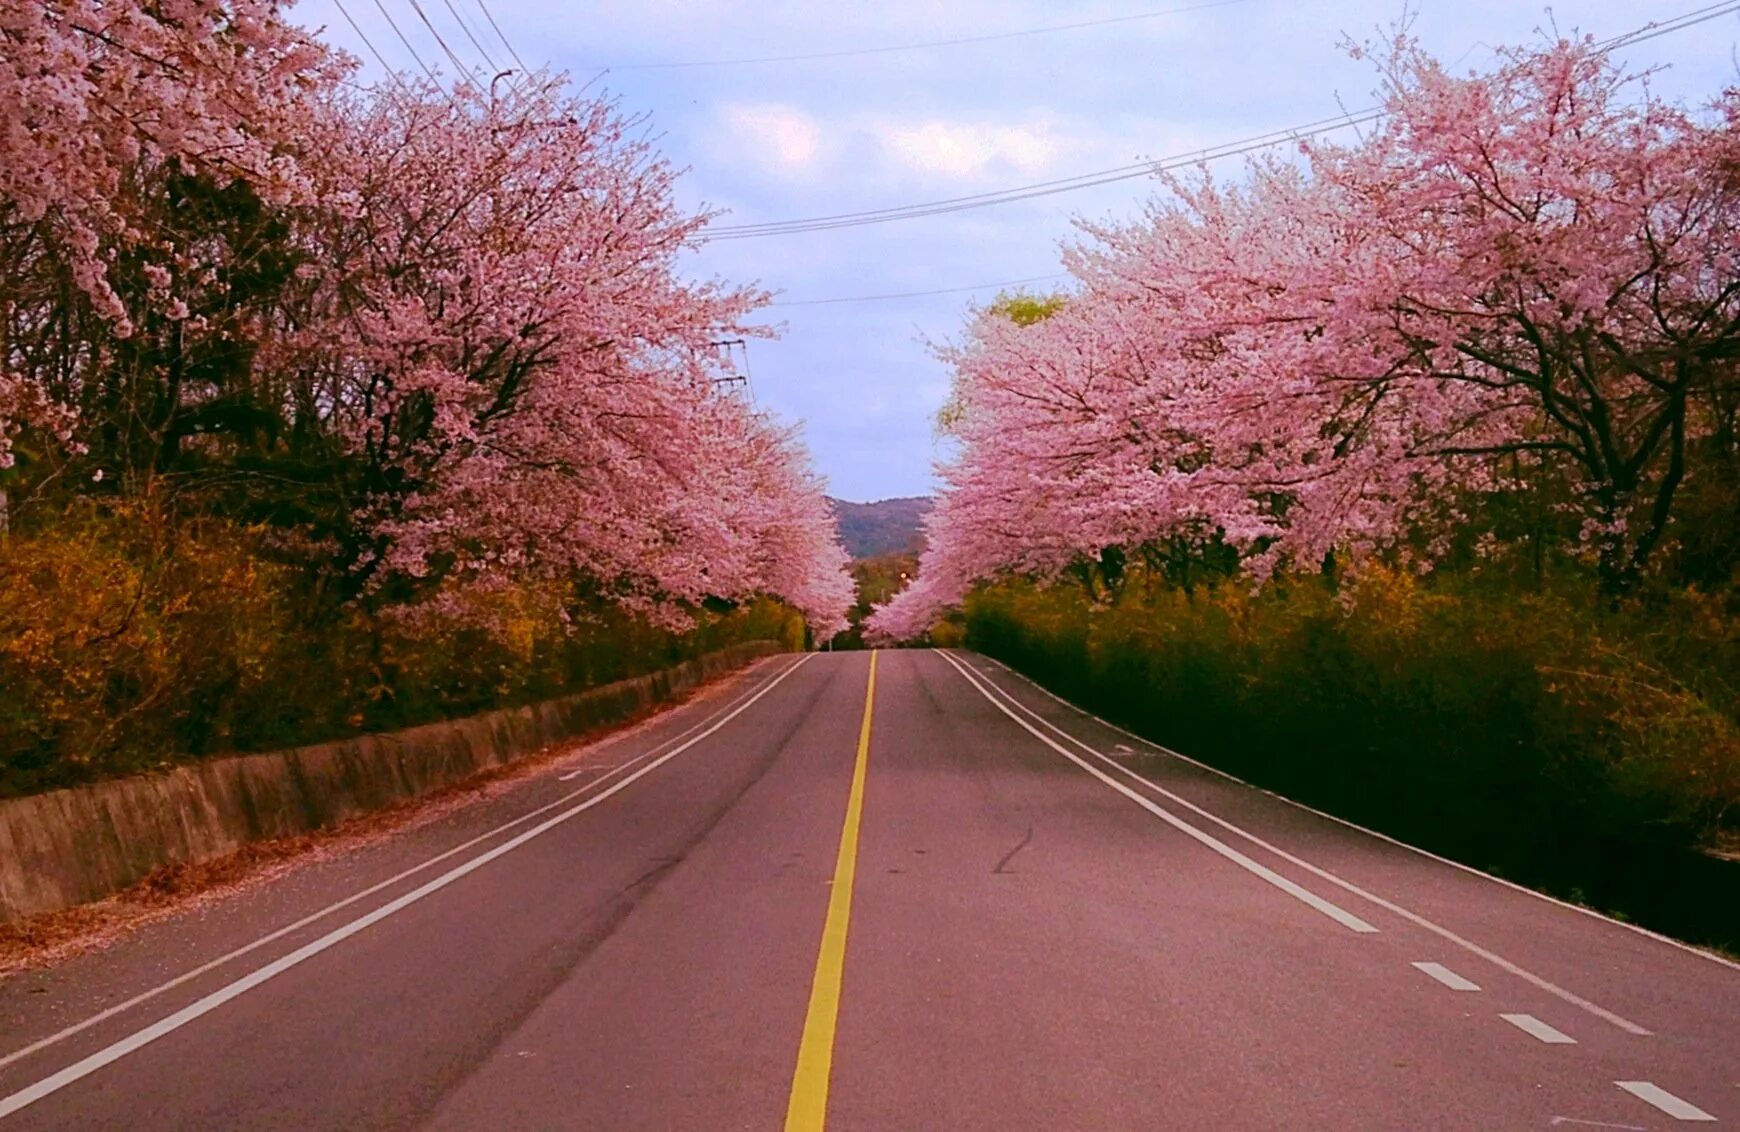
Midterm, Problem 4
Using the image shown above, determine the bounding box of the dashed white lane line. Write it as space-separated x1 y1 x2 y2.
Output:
946 653 1654 1037
1412 961 1481 991
0 654 814 1122
1501 1013 1578 1044
1615 1081 1717 1121
945 652 1731 1122
951 651 1740 977
938 651 1379 934
557 762 626 781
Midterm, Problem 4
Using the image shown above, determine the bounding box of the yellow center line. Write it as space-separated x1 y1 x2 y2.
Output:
784 649 878 1132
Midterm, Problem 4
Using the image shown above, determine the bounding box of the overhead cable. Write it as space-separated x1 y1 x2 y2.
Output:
707 111 1382 240
332 0 415 92
369 0 445 84
708 0 1740 241
768 274 1072 307
404 0 480 80
602 0 1253 70
440 0 502 73
475 0 534 75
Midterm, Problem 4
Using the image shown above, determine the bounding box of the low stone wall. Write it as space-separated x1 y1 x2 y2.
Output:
0 641 784 924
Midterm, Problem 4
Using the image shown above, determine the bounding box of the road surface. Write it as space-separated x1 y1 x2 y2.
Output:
1 650 1735 1129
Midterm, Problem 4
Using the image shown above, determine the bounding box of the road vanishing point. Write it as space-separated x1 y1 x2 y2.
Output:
1 651 1735 1129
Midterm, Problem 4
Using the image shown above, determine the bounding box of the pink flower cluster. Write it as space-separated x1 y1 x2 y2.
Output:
873 36 1740 640
1 3 852 634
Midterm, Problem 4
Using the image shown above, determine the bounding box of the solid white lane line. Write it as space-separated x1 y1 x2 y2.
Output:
1412 961 1481 991
0 655 801 1075
955 651 1740 976
937 652 1378 934
952 653 1654 1037
1616 1082 1717 1121
557 659 795 781
0 655 814 1121
1501 1013 1577 1044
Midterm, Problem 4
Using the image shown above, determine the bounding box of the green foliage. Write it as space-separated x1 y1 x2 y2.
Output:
0 504 798 797
926 618 967 649
937 288 1069 435
0 500 297 792
829 553 919 649
986 290 1067 326
964 568 1740 946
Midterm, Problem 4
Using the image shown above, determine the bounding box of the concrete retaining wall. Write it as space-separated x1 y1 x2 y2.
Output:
0 640 784 924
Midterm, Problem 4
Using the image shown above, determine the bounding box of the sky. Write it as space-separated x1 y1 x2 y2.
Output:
288 0 1740 503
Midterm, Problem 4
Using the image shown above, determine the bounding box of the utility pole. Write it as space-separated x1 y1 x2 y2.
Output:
708 339 753 399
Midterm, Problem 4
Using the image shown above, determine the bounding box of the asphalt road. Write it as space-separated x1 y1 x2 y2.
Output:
0 649 1735 1130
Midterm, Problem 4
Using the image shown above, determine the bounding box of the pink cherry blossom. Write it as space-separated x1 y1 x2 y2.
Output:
2 5 851 636
875 36 1740 638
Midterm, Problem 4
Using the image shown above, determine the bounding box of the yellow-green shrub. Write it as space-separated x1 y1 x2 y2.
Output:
964 567 1740 945
0 504 805 796
0 502 296 790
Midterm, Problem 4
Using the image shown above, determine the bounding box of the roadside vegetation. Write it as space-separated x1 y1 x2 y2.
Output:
828 552 921 650
0 3 850 796
874 31 1740 944
957 570 1738 943
0 497 805 797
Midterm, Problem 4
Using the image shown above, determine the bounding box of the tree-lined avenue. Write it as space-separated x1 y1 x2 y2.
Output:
0 650 1734 1129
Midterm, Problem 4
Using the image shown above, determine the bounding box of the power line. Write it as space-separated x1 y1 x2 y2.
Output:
706 0 1740 242
370 0 444 83
746 1 1740 310
332 0 414 92
716 143 1198 234
768 274 1071 307
601 0 1254 70
1592 0 1740 48
405 0 480 80
707 111 1382 240
475 0 533 76
439 0 502 73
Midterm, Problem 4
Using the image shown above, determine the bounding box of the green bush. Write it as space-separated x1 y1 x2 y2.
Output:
0 504 801 797
964 568 1740 944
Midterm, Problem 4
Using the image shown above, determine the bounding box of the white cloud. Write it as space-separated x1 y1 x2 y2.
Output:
718 103 822 172
707 103 1117 192
290 0 1740 501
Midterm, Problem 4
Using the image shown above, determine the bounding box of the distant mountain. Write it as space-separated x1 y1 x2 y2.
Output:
828 496 932 560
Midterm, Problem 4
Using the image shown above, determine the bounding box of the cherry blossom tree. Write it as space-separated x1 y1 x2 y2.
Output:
1 0 332 324
284 75 848 624
1311 36 1740 589
3 5 852 637
875 35 1740 639
2 0 343 507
